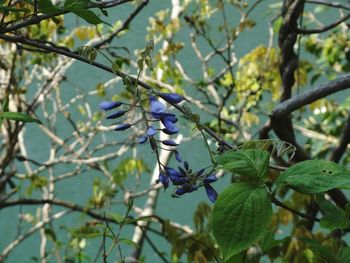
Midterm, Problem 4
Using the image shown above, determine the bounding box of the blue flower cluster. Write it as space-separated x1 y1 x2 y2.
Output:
159 161 218 202
99 92 218 202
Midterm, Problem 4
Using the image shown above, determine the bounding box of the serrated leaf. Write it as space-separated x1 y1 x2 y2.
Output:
319 200 350 231
0 112 42 124
215 149 270 179
212 183 272 260
276 160 350 194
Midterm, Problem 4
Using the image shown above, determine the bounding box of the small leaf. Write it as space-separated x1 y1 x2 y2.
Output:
0 95 9 128
64 0 87 9
319 200 350 231
215 149 270 179
212 182 272 260
276 160 350 194
0 6 29 12
65 5 104 25
0 112 42 124
119 238 137 247
302 238 339 263
338 246 350 263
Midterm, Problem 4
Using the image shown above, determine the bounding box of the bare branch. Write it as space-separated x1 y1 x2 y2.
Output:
330 111 350 163
296 12 350 34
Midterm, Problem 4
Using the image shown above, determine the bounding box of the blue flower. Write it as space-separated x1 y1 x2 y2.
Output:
138 135 148 144
150 96 166 118
165 167 188 185
174 150 182 163
203 174 217 184
203 174 218 202
165 161 219 202
159 93 183 104
204 184 218 203
162 140 178 146
175 183 197 196
149 97 179 135
99 101 122 111
106 110 126 119
161 117 179 134
147 126 157 136
157 173 169 189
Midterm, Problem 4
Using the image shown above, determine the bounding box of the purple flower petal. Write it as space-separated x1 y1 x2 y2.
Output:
106 110 125 119
150 96 166 118
162 140 178 146
162 128 179 135
158 173 169 189
203 174 217 184
175 184 197 196
147 126 156 136
114 123 131 131
196 169 205 177
165 167 187 185
184 161 189 171
178 166 187 176
159 93 183 104
165 167 182 178
161 118 179 134
175 150 182 163
161 113 177 123
99 101 122 111
204 184 218 203
171 177 188 185
138 136 148 144
175 187 187 196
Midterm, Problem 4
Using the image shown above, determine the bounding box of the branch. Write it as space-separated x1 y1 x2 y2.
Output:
0 198 116 221
296 12 350 34
306 0 350 10
0 0 133 33
93 0 149 49
0 210 69 261
270 195 320 222
0 33 153 90
330 111 350 163
272 74 350 117
271 74 350 161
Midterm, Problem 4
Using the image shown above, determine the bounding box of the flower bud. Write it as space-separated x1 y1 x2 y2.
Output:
99 101 122 111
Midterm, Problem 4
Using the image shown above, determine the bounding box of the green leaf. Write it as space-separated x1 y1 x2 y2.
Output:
215 149 270 179
338 246 350 263
212 182 272 260
0 6 29 12
38 0 60 14
64 5 103 25
119 238 137 247
259 230 289 253
319 200 350 231
276 160 350 194
302 238 339 263
64 0 88 9
0 112 42 124
0 95 9 128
